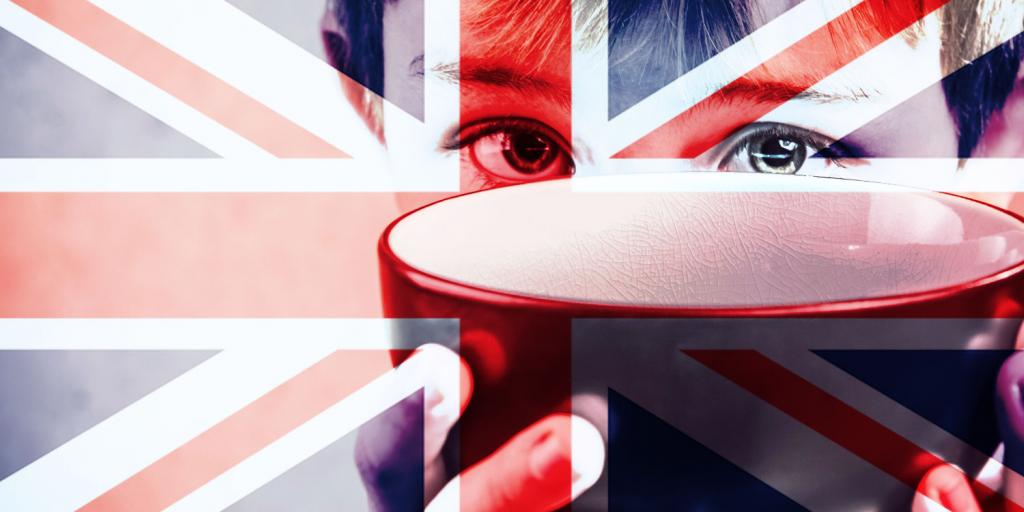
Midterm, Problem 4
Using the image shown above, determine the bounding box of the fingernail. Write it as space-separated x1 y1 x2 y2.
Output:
408 345 459 422
529 433 571 480
423 384 445 413
570 414 605 499
941 481 981 512
922 465 980 512
410 345 464 463
919 495 951 512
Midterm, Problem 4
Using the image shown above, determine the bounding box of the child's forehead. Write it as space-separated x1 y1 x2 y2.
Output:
387 0 949 155
447 1 937 95
445 1 912 99
453 0 800 64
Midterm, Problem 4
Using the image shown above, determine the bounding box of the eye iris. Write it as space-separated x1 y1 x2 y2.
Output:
501 132 555 174
750 136 806 174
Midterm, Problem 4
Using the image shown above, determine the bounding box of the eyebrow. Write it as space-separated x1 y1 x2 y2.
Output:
719 77 874 105
421 58 572 111
414 56 871 114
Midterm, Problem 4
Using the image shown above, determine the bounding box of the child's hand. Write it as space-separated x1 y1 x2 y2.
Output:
354 344 605 511
913 351 1024 512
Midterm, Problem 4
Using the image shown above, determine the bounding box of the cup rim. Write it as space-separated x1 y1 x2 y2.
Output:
380 176 1024 317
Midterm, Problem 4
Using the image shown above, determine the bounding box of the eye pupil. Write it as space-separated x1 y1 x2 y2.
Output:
750 136 806 174
511 133 549 162
460 120 573 184
502 132 555 174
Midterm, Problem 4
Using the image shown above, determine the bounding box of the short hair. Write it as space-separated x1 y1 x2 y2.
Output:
324 0 1023 156
941 1 1024 155
323 0 387 99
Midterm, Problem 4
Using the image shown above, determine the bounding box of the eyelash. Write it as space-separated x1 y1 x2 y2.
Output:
441 117 575 188
440 117 572 154
440 120 859 182
719 123 861 171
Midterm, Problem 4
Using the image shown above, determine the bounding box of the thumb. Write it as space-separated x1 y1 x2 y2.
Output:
913 465 981 512
427 413 604 512
356 344 473 510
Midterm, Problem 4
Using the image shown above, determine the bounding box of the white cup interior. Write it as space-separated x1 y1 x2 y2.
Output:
387 173 1024 307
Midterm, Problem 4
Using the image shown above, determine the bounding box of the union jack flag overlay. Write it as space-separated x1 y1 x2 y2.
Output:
570 318 1021 510
2 0 1024 510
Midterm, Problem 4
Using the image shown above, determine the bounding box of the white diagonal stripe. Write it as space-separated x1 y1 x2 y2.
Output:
166 346 462 511
87 0 389 163
0 1 269 159
3 0 462 191
0 347 335 511
760 3 1024 151
602 0 864 157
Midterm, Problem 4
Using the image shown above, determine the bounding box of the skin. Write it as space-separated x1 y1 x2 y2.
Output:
342 1 1024 509
379 1 980 195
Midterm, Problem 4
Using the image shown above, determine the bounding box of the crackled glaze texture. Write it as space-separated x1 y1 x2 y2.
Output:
388 174 1024 307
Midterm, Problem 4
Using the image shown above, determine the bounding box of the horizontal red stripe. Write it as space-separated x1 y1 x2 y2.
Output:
0 193 455 317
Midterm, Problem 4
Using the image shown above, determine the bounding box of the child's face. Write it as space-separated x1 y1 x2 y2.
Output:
376 0 1005 202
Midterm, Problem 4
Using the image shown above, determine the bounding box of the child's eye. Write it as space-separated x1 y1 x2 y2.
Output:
446 118 574 184
716 123 861 175
744 135 807 174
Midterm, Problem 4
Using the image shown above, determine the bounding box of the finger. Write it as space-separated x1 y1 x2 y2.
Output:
911 493 952 512
427 414 605 512
998 352 1024 456
418 345 473 467
570 392 609 500
997 351 1024 503
913 465 981 512
356 344 473 511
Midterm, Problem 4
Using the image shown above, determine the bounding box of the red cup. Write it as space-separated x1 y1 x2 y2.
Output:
379 173 1024 509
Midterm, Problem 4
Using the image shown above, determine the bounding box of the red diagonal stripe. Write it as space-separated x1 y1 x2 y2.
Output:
616 0 950 159
13 0 348 158
683 349 1023 512
79 350 397 511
